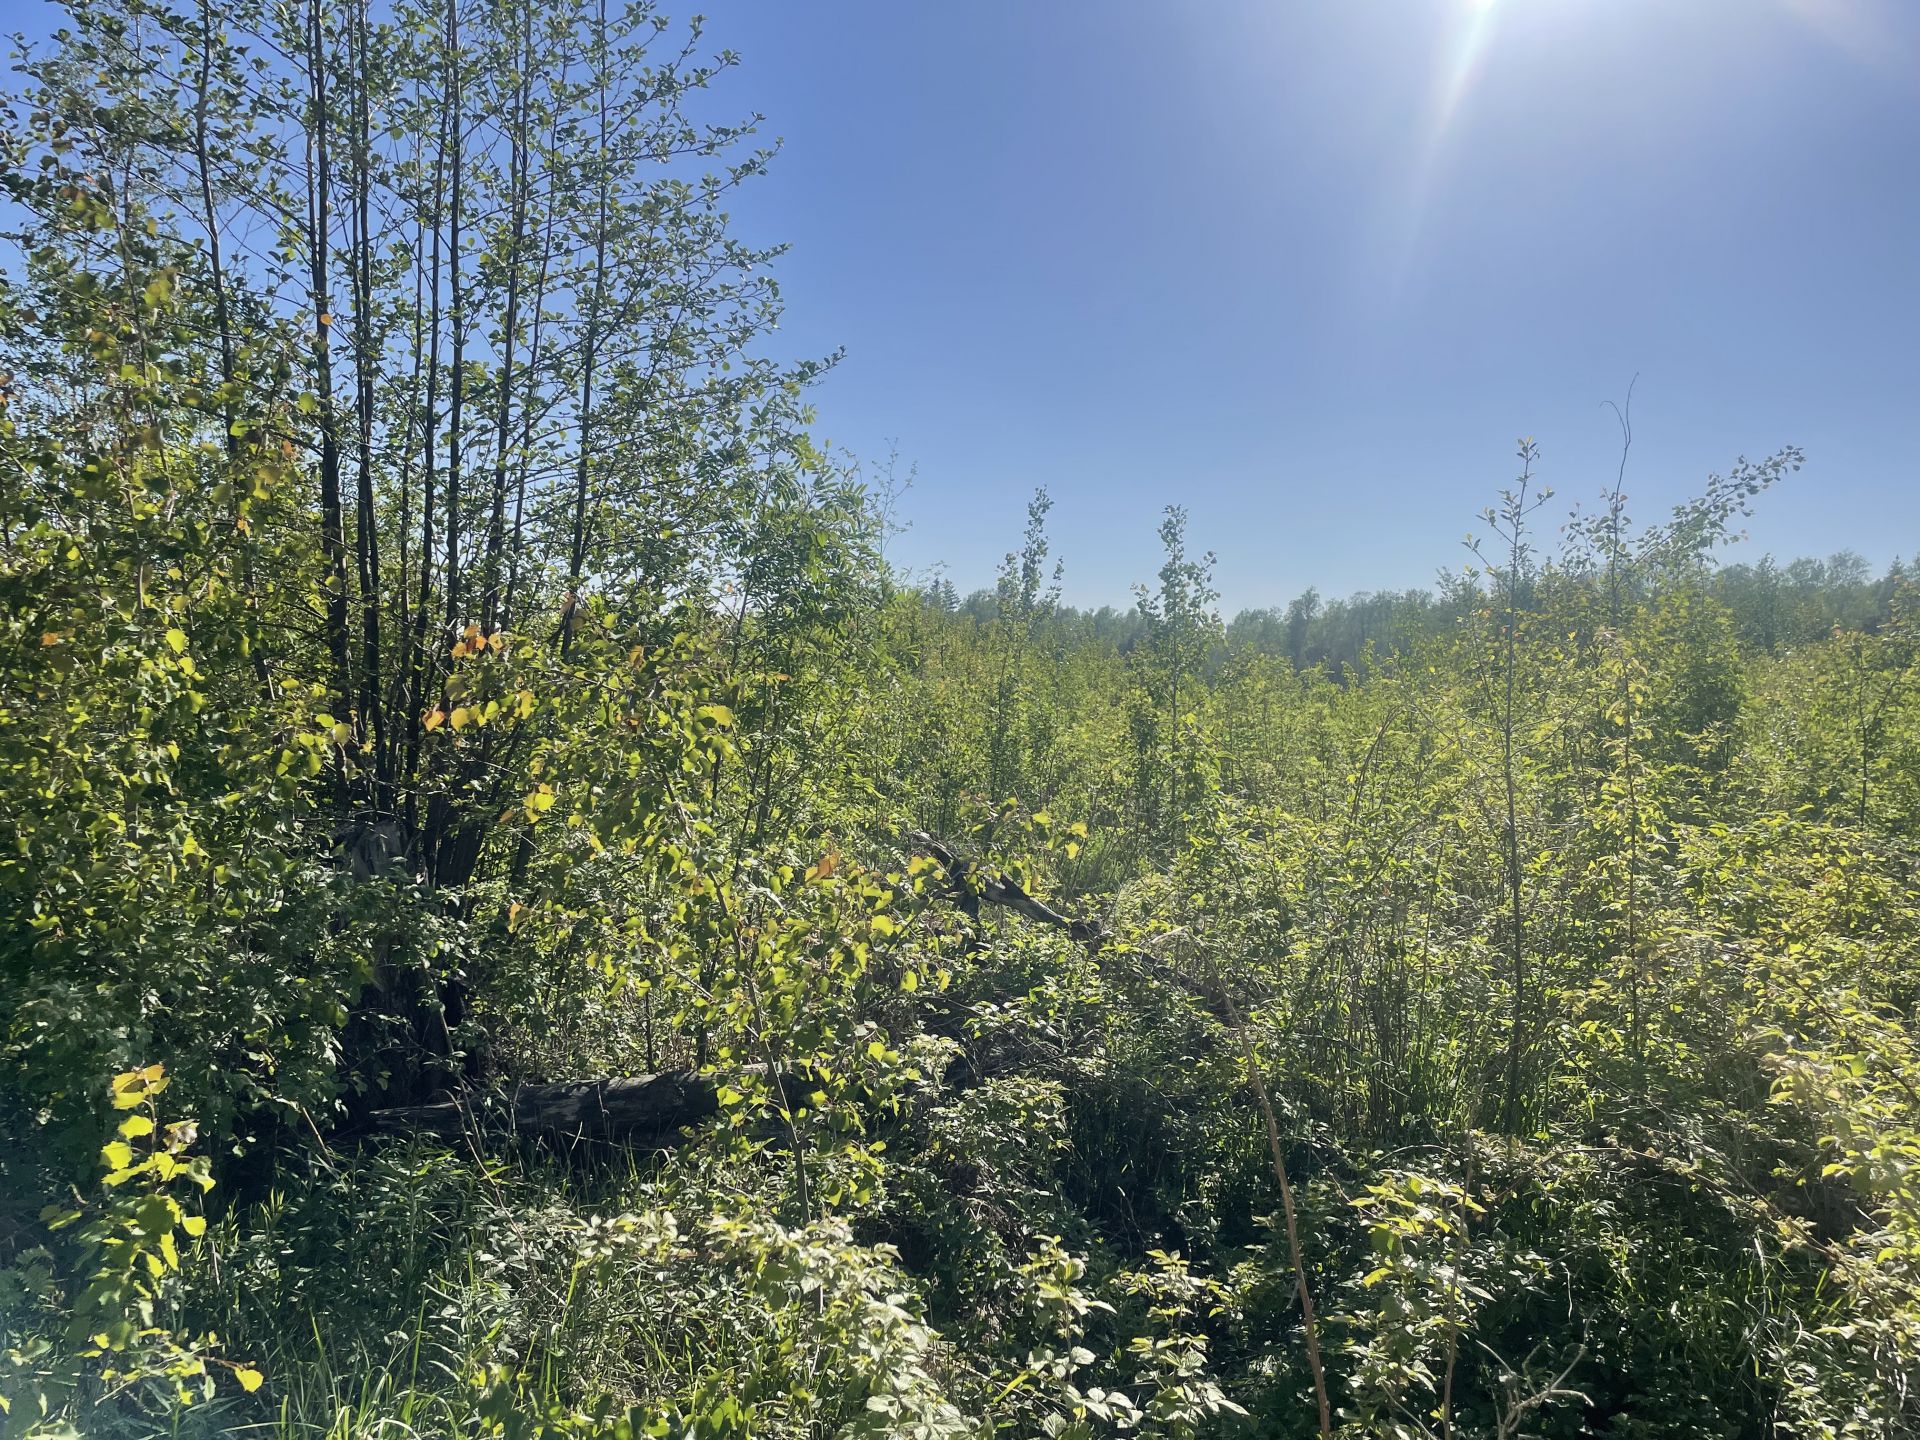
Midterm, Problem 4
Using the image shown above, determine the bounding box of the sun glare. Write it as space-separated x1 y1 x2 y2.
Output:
1380 0 1505 288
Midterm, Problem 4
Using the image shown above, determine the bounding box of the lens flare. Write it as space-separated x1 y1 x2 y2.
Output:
1383 0 1504 291
1776 0 1916 73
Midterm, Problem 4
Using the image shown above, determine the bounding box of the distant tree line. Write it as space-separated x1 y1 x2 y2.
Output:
924 547 1913 677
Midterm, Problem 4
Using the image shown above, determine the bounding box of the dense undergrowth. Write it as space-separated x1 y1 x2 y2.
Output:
5 2 1920 1436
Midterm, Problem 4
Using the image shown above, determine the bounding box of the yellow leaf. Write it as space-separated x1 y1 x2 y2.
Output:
164 627 188 655
119 1114 155 1138
901 969 919 993
181 1215 207 1238
101 1140 134 1170
423 709 446 732
235 1367 264 1394
450 706 472 730
159 1230 179 1270
109 1071 147 1109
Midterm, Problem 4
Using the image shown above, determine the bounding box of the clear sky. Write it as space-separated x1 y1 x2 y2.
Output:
707 0 1920 612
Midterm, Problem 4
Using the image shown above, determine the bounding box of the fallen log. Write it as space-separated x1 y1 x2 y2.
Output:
364 834 1170 1147
369 1070 722 1146
904 833 1260 1028
906 829 1105 944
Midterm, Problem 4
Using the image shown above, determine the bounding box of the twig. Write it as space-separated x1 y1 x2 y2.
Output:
1213 977 1335 1440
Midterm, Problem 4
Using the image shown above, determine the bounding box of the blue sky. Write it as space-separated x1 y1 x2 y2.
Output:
11 0 1913 611
707 0 1920 612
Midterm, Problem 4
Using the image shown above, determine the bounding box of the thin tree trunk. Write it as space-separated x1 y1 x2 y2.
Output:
1499 465 1532 1136
348 0 389 803
193 0 274 699
1207 980 1332 1440
443 0 465 642
304 0 355 798
1501 601 1523 1132
502 160 556 633
562 0 612 655
403 92 448 841
192 2 237 463
392 183 425 750
480 5 531 635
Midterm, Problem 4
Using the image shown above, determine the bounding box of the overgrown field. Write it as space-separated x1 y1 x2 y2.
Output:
4 3 1920 1436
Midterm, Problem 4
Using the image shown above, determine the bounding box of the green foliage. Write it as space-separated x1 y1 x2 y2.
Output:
6 0 1920 1436
1 1065 255 1438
